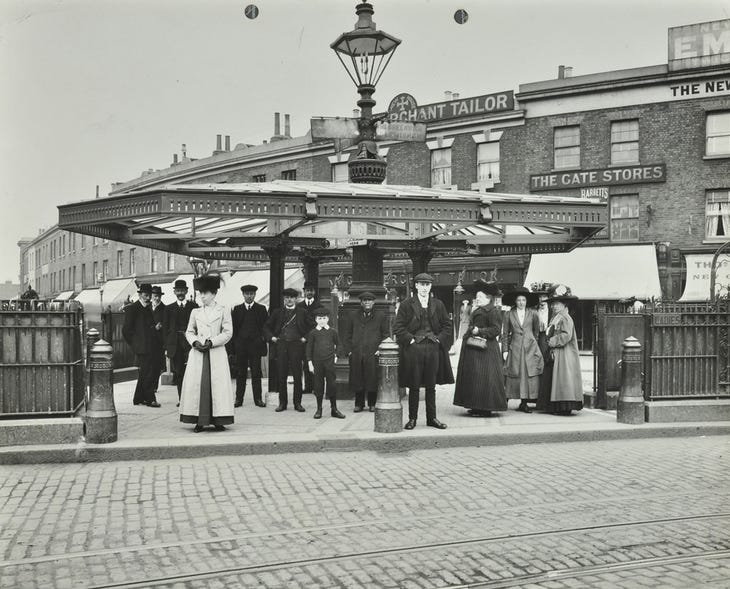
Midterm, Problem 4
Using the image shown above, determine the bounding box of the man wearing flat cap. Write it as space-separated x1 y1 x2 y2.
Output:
297 280 319 397
231 284 269 408
393 273 454 429
264 287 314 412
122 283 161 407
340 291 389 412
164 279 198 404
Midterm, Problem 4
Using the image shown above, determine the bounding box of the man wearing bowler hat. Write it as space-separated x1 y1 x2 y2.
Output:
297 280 319 396
164 279 198 405
340 291 389 412
122 283 161 407
394 273 454 429
231 284 269 408
264 287 314 412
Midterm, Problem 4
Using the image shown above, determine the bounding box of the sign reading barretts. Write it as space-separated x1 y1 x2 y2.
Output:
387 91 514 123
530 164 666 191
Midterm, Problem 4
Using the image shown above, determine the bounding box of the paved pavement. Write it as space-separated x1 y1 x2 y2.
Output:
1 436 728 588
2 354 729 464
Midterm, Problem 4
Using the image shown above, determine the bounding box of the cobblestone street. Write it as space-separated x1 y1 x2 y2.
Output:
1 436 728 588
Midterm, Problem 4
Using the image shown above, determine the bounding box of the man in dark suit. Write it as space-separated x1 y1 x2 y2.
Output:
296 281 318 396
393 273 454 430
264 287 314 412
122 283 161 407
163 279 197 406
340 291 389 412
150 285 166 398
231 284 269 408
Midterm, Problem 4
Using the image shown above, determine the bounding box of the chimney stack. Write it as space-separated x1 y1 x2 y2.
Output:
95 185 99 199
216 134 222 151
564 66 573 78
444 90 452 101
558 65 565 79
225 135 230 151
274 112 281 136
284 114 291 138
452 92 460 99
173 153 179 165
182 143 187 158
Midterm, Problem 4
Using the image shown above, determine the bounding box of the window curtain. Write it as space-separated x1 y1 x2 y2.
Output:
706 202 720 236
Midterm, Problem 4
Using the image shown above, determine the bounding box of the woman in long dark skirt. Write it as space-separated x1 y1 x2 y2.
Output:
535 292 552 411
453 280 507 416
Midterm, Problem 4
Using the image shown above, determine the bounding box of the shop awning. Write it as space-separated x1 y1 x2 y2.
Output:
214 268 304 309
679 253 730 301
53 290 75 301
524 244 662 300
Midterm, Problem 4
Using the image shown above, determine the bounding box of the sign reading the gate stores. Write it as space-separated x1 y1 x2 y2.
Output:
530 164 666 191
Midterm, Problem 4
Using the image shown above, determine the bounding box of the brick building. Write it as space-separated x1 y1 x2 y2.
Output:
32 18 730 347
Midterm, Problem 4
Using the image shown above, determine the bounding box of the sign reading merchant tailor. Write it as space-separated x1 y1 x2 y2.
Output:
530 164 666 191
387 91 514 123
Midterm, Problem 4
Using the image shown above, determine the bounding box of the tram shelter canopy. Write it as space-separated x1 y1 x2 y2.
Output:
58 181 606 308
58 180 607 259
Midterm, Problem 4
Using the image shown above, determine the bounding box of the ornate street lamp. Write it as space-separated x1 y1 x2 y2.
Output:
331 2 401 183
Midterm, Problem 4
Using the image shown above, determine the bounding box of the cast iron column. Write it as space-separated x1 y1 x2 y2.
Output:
85 338 117 443
264 242 290 394
617 336 644 424
374 337 402 433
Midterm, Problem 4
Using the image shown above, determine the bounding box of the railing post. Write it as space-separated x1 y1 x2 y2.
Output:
374 337 402 433
617 336 644 424
85 338 118 443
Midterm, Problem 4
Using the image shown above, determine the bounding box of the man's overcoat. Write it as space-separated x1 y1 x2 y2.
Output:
393 296 454 388
340 308 389 393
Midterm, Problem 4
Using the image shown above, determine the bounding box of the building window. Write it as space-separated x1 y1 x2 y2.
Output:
166 252 175 271
81 263 86 287
102 260 109 282
93 236 98 246
129 248 136 275
93 261 99 284
611 120 639 165
150 252 158 273
431 148 452 186
706 190 730 239
477 142 500 183
116 250 124 276
706 112 730 156
72 266 76 289
81 235 86 249
281 169 296 180
71 233 76 252
554 126 580 170
610 194 639 242
332 162 349 183
252 174 266 182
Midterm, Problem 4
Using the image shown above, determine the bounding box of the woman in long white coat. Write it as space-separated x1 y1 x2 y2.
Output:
179 274 235 432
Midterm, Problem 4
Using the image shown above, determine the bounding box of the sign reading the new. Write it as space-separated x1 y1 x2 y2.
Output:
387 91 514 123
530 164 666 191
668 18 730 71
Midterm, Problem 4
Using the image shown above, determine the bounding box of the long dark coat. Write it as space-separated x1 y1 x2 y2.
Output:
163 300 198 357
340 308 389 392
263 306 314 342
231 301 269 357
453 304 507 411
503 308 544 400
122 301 154 356
150 302 166 372
393 296 454 388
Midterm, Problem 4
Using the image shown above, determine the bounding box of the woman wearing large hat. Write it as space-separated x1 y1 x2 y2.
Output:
544 284 583 415
179 274 235 432
502 286 544 413
453 279 508 416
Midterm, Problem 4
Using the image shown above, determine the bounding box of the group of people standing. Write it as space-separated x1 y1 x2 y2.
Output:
453 279 584 418
122 271 583 434
122 280 197 408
